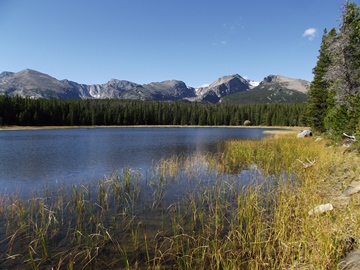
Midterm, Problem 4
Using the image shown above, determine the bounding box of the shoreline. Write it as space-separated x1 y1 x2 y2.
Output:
0 125 304 132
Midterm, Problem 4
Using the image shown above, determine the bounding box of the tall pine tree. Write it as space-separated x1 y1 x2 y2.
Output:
325 2 360 102
324 1 360 135
306 28 335 132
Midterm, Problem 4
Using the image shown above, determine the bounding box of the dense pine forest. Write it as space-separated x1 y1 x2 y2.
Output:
0 94 306 127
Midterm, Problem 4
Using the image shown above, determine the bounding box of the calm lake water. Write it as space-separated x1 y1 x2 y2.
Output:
0 127 273 193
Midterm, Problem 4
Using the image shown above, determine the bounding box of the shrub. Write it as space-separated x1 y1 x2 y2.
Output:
243 120 252 126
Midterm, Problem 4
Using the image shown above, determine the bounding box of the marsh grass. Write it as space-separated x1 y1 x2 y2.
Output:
0 134 359 269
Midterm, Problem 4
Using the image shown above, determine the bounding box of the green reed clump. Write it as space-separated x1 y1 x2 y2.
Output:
220 134 332 177
0 135 359 269
0 171 144 269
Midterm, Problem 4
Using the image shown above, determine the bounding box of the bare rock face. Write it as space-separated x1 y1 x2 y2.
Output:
260 75 310 94
0 69 74 98
0 71 14 78
141 80 197 101
84 79 140 99
196 74 251 103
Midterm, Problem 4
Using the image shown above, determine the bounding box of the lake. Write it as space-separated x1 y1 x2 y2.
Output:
0 127 273 193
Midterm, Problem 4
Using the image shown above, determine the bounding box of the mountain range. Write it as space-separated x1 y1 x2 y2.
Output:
0 69 310 104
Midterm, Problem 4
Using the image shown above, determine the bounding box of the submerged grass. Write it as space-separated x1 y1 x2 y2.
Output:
0 134 359 269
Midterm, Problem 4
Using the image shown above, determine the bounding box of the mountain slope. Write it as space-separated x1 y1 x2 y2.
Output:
140 80 196 101
195 74 251 103
221 75 309 104
0 69 82 99
260 75 309 93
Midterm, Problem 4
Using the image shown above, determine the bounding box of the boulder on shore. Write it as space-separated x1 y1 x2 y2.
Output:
341 181 360 197
308 203 333 215
339 250 360 270
297 130 312 138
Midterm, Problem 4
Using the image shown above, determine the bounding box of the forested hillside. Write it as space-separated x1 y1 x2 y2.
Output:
306 2 360 137
0 95 306 127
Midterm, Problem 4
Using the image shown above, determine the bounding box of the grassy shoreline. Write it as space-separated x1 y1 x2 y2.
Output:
0 124 304 132
1 129 356 269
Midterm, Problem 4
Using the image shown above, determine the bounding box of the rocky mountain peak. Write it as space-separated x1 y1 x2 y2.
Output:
19 68 42 75
142 80 196 100
0 71 14 79
0 69 66 98
261 75 277 83
196 74 251 103
0 68 310 104
146 80 188 89
104 79 139 90
260 75 309 94
208 74 248 88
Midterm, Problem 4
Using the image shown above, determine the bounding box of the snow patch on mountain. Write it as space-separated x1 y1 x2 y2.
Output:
249 80 260 88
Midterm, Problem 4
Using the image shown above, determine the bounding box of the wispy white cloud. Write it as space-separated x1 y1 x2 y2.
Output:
302 28 317 40
211 40 227 46
222 18 244 32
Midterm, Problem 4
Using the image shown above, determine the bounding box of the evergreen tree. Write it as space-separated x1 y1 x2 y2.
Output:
306 28 335 132
324 1 360 135
325 2 360 101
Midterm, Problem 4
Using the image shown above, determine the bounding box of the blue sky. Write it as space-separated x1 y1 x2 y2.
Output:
0 0 350 87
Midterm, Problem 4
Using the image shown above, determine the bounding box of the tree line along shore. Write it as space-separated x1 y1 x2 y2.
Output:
0 95 306 128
